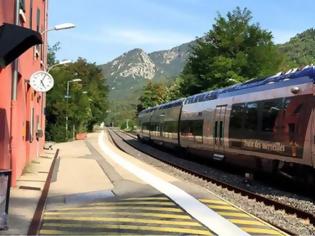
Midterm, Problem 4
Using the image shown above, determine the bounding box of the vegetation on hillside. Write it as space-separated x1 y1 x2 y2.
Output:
279 28 315 69
46 46 108 142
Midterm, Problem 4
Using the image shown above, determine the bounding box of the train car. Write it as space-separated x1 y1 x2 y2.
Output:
180 66 315 181
149 99 184 147
138 66 315 182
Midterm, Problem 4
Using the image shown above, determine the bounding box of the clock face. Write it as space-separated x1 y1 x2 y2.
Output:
29 71 54 92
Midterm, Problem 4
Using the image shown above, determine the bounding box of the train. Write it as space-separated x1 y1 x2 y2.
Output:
137 66 315 184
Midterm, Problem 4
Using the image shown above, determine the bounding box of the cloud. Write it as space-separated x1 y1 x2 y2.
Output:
71 28 194 47
105 28 193 45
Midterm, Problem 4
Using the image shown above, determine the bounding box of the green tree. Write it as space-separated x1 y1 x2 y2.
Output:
46 57 108 141
165 77 183 101
179 7 283 96
47 42 60 67
137 81 168 113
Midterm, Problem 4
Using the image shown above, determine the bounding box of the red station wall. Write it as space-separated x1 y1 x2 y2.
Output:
0 0 48 186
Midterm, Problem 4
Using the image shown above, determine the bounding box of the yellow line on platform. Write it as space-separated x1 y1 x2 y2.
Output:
230 219 265 226
89 201 176 206
43 216 201 227
124 197 169 201
44 211 192 219
241 227 283 235
207 205 239 211
40 223 212 235
200 199 229 205
53 206 184 213
40 230 139 236
217 212 251 217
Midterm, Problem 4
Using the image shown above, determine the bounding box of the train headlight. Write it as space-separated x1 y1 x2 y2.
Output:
291 86 300 94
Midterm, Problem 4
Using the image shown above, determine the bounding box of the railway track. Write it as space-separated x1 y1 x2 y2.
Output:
107 128 315 233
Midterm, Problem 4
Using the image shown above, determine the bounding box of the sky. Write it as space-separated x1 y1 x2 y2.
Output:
48 0 315 65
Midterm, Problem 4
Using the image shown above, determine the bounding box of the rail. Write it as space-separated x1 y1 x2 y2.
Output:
108 128 315 234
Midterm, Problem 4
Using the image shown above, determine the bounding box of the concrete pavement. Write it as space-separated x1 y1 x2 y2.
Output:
45 137 114 209
1 149 55 235
1 131 285 235
1 134 117 235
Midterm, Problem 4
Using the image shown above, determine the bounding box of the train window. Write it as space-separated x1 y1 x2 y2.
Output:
230 104 245 129
193 120 203 136
262 99 282 132
219 121 224 140
180 120 203 138
164 121 177 133
244 102 258 131
180 120 191 134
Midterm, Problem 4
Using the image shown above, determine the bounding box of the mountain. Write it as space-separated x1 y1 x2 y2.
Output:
149 42 192 80
100 41 194 104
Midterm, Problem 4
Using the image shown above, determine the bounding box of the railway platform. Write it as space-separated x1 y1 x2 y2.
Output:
3 130 288 235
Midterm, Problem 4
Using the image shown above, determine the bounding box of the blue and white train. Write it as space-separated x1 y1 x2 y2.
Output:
137 66 315 183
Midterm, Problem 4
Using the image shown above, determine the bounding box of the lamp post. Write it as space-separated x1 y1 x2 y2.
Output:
65 78 82 140
41 23 76 34
42 22 75 76
47 59 72 73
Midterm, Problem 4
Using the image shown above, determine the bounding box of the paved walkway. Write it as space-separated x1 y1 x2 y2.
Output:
39 133 214 235
45 138 114 210
1 132 286 235
1 149 55 235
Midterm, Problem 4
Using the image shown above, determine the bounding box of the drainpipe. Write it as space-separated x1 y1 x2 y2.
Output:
9 0 20 186
12 0 19 101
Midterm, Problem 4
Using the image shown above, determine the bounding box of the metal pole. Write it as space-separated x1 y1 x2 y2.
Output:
65 81 70 140
72 124 75 140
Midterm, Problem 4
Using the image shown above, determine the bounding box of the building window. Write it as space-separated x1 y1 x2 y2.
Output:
36 8 40 32
19 0 26 23
30 107 35 143
20 0 26 12
29 0 33 29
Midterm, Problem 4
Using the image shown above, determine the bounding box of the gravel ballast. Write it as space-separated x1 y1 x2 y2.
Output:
108 129 315 235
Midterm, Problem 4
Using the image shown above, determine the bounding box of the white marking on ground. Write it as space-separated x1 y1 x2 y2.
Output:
98 131 249 236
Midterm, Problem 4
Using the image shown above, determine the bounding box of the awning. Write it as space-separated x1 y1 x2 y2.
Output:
0 23 43 68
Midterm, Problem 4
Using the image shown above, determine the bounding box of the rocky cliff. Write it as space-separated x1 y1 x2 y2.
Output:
100 41 194 102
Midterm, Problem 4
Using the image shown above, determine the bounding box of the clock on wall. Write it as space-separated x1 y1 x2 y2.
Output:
29 71 54 92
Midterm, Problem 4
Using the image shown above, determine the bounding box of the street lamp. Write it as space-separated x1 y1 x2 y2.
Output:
41 23 76 34
41 22 75 81
65 78 82 139
47 59 72 73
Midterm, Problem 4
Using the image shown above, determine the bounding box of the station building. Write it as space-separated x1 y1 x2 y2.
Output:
0 0 48 186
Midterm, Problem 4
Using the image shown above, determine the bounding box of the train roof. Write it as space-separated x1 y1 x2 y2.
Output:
139 98 185 115
184 65 315 105
139 66 315 115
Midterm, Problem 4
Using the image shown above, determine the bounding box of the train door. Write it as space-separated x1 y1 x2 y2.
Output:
311 110 315 168
213 105 227 160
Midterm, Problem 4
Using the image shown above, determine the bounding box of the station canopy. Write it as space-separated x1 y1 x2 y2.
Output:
0 23 42 68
